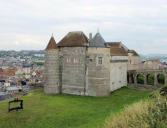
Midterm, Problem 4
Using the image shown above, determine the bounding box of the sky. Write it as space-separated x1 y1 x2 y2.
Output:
0 0 167 54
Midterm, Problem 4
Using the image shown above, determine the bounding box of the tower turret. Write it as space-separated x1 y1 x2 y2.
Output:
44 36 60 94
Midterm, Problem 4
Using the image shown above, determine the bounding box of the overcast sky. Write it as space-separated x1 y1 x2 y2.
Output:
0 0 167 54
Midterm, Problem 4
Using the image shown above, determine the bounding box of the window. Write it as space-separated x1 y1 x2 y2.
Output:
74 58 78 63
98 57 102 64
67 58 71 63
129 60 131 64
74 58 76 63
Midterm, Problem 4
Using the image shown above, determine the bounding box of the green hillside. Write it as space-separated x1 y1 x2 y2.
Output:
104 87 167 128
0 87 151 128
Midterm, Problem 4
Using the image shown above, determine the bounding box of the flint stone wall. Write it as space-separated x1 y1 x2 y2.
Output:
60 47 86 95
44 50 60 94
86 47 110 96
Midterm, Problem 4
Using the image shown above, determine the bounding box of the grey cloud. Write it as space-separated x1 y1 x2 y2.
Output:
0 0 167 54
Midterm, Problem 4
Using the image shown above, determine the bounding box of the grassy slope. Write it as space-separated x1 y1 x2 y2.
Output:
0 87 151 128
103 89 167 128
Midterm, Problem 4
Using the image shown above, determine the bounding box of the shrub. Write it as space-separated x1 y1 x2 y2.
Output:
103 89 167 128
137 75 144 84
147 74 154 85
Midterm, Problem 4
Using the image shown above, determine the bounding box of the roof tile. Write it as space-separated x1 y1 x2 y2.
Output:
128 50 139 56
58 31 88 47
108 42 128 56
46 36 58 50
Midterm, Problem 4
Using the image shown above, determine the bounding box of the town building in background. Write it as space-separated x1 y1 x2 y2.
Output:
0 50 45 101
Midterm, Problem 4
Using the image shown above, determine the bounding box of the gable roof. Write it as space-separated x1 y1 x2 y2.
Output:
107 42 128 56
107 42 121 47
45 36 58 50
58 31 88 47
110 47 128 56
89 33 109 47
128 50 139 56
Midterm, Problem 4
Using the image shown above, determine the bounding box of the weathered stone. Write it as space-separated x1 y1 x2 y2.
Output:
44 33 129 97
60 47 87 95
110 56 128 91
44 50 60 94
128 69 167 90
86 47 110 96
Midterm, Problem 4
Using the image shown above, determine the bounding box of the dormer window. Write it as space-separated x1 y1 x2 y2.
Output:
98 57 102 64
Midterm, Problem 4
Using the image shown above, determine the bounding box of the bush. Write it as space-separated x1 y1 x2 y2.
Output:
158 74 165 84
33 62 44 66
103 89 167 128
147 74 154 85
137 75 144 84
160 86 167 96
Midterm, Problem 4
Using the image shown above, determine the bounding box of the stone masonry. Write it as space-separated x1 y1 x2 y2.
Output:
44 31 128 96
60 47 87 95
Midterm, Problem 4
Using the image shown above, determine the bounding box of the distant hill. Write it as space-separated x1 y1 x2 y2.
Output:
0 50 45 58
140 54 167 61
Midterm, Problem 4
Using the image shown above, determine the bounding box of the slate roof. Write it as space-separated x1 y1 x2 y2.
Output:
108 42 128 56
45 36 58 50
58 31 88 47
128 50 139 56
89 33 109 47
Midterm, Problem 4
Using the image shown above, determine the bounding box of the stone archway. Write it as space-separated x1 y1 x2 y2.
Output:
146 74 154 85
128 69 167 90
127 73 135 84
157 74 165 85
131 74 134 83
127 73 130 83
137 74 144 84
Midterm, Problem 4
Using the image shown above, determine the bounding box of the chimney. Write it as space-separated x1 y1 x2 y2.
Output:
89 33 92 41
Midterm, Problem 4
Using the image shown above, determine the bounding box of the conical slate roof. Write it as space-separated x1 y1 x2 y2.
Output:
58 31 88 47
89 33 109 47
45 36 58 50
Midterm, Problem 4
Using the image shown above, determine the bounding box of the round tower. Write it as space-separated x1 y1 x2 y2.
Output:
44 36 60 94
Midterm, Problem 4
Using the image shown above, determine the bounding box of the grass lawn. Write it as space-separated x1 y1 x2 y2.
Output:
0 87 152 128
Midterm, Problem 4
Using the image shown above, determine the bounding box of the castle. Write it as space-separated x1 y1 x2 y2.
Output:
44 31 128 96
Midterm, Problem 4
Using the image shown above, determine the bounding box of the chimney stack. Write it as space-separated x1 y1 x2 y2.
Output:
89 33 92 41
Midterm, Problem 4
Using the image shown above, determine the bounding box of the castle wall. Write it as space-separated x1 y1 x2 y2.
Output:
139 59 160 70
44 50 60 94
60 47 86 95
110 56 128 91
128 54 140 70
86 47 110 96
